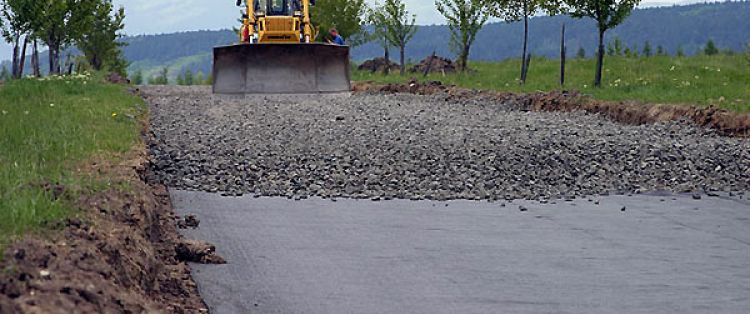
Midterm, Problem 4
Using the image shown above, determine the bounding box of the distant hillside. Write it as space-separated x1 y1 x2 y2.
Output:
5 2 749 79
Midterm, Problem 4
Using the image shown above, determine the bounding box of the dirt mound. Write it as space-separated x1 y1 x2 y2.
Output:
352 81 750 137
409 56 457 75
0 147 210 312
357 57 401 73
106 72 130 84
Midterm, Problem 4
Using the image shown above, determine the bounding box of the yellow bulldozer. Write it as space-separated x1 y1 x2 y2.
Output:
213 0 351 95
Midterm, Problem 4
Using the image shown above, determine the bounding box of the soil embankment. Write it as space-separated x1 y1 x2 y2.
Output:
354 80 750 137
0 127 220 313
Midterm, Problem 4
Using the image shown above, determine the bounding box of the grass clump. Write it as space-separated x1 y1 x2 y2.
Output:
353 54 750 112
0 73 144 246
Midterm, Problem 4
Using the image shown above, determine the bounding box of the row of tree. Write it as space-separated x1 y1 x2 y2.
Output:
0 0 127 80
318 0 642 87
131 68 212 86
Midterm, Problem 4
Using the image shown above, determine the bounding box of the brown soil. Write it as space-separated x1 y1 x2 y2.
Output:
408 56 457 75
357 57 401 73
0 132 221 313
353 80 750 137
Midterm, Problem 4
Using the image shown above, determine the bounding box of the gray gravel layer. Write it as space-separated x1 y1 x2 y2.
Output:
144 86 750 200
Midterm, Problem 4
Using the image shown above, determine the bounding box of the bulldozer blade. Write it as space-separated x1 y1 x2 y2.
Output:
212 43 351 95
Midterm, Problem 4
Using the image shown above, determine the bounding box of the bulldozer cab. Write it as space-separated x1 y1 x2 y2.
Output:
255 0 294 16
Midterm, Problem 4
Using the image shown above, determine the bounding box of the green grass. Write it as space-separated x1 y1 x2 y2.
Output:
353 54 750 112
0 74 144 247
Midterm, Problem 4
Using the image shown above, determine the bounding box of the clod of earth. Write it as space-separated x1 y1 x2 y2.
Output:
143 86 750 201
177 214 201 229
176 240 227 264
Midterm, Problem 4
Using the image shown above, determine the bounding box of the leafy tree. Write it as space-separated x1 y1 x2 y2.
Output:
195 71 205 85
576 47 585 58
656 44 665 56
367 2 392 65
379 0 417 75
704 39 719 55
642 40 651 57
565 0 642 87
435 0 490 72
486 0 561 83
151 67 169 85
131 69 143 85
183 69 194 85
175 71 184 85
37 0 99 75
676 45 685 57
0 66 10 80
1 0 38 78
77 0 127 75
312 0 368 46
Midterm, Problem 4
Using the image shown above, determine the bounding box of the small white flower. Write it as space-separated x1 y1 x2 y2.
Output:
1 110 7 115
49 103 55 107
669 66 675 71
694 75 699 79
24 110 29 115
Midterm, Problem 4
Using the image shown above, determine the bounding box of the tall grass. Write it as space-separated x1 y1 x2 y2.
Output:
353 55 750 112
0 74 144 245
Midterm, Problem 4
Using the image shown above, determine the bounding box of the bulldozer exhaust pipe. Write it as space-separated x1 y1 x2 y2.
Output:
212 43 352 95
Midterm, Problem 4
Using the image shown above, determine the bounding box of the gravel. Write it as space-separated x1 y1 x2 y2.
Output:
144 86 750 201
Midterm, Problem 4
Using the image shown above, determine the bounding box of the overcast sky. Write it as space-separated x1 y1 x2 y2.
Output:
113 0 705 35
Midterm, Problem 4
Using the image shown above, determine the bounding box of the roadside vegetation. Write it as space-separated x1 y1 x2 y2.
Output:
354 53 749 112
0 75 143 248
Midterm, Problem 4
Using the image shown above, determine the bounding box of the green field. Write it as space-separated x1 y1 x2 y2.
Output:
0 74 144 247
353 55 750 112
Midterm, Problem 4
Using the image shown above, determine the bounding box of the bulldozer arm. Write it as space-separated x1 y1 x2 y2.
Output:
212 43 351 95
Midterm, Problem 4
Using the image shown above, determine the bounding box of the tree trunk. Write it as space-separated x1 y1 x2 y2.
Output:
560 24 566 86
12 33 20 79
32 39 40 77
520 3 529 84
49 44 60 75
399 45 406 76
595 28 605 87
19 36 29 78
460 44 471 72
383 45 390 75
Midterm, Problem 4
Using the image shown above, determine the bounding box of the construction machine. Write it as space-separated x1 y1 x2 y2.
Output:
212 0 352 95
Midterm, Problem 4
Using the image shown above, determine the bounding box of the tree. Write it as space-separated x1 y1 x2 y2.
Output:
487 0 560 84
312 0 368 45
0 66 10 81
676 45 685 57
367 2 392 68
183 69 194 85
1 0 38 78
576 47 585 58
656 45 665 56
131 69 143 85
436 0 490 72
704 39 719 55
76 0 128 75
642 40 652 57
151 67 169 85
565 0 641 87
36 0 100 75
195 71 205 85
381 0 417 75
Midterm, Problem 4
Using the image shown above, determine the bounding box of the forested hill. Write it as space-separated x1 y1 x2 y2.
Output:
105 1 750 78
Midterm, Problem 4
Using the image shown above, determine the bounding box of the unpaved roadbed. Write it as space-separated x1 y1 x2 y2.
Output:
144 86 750 200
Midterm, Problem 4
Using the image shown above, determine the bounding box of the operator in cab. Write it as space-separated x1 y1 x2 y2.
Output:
327 28 345 45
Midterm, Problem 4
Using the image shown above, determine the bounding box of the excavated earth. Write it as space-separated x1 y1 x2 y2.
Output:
0 131 220 313
144 85 750 201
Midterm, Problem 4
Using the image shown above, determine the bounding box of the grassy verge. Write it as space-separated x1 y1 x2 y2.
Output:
0 74 144 247
353 54 750 112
